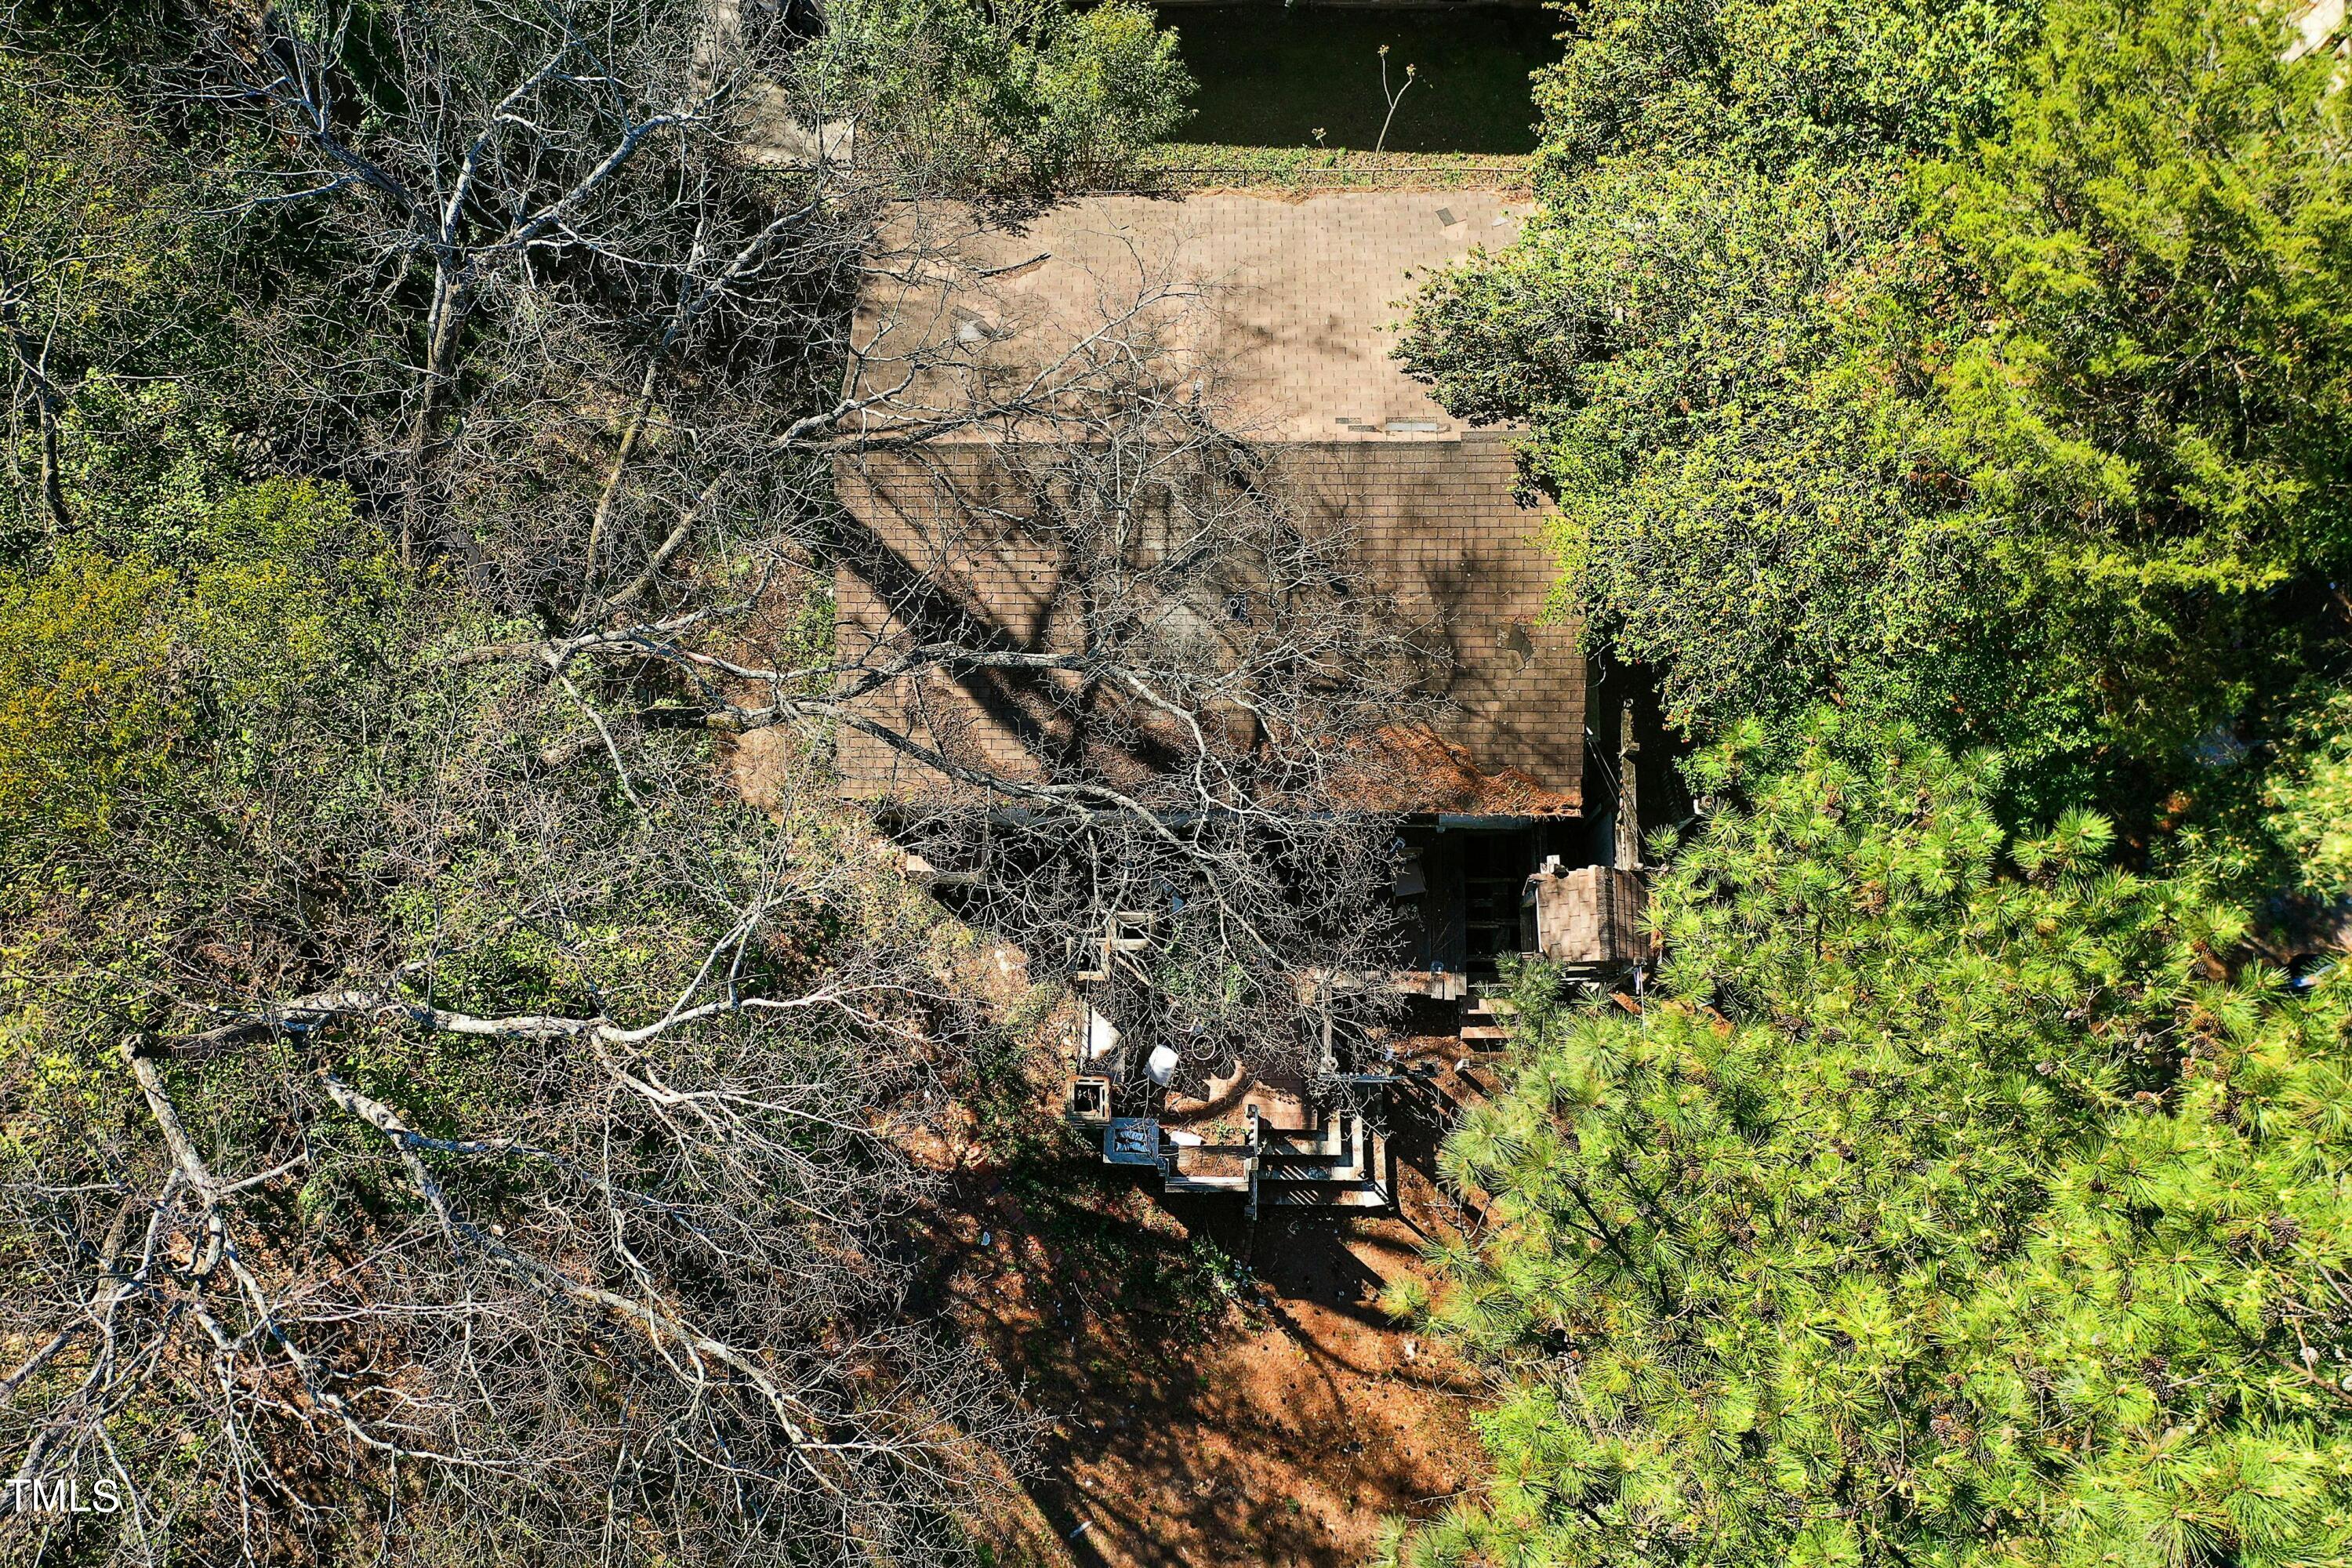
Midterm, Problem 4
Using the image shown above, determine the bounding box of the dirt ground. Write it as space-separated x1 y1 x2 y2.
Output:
919 1041 1492 1568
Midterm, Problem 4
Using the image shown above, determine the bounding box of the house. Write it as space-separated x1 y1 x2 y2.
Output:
829 189 1648 1210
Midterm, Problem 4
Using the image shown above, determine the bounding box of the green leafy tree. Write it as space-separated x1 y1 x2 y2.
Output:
1902 0 2352 776
1 35 238 549
0 553 175 852
1397 0 2039 764
1399 0 2352 821
1396 158 1965 726
1529 0 2036 177
1390 710 2352 1567
817 0 1190 189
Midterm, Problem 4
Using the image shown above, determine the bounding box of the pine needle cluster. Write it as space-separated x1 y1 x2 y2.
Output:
1400 710 2351 1568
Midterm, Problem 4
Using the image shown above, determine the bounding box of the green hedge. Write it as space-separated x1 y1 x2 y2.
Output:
1122 142 1530 190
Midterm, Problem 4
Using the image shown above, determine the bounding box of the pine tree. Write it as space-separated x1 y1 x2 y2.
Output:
1395 710 2352 1567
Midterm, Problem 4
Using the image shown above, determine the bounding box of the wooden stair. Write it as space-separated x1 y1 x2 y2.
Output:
1104 1103 1397 1220
1459 993 1519 1052
1245 1106 1392 1218
1160 1137 1254 1196
1162 1173 1250 1195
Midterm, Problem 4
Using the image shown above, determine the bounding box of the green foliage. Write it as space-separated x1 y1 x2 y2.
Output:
1530 0 2036 179
2138 680 2352 913
1398 0 2045 759
1141 143 1530 190
1904 0 2352 752
37 378 249 562
2 37 315 565
0 553 176 852
816 0 1191 189
0 51 218 367
1923 0 2352 578
1395 711 2352 1567
1031 0 1193 178
1397 156 1967 724
0 458 401 869
1400 0 2352 822
2263 689 2352 899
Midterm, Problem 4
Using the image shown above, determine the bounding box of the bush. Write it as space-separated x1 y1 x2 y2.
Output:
818 0 1190 192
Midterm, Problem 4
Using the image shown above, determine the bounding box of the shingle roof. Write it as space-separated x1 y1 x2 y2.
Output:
833 191 1583 814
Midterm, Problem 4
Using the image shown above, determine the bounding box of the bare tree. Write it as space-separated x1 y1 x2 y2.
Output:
178 0 1437 1091
2 5 1049 1560
829 406 1434 1095
2 2 1435 1561
445 228 1440 1091
0 474 1052 1555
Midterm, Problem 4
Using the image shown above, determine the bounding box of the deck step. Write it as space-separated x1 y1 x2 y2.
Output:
1261 1132 1355 1163
1254 1183 1389 1210
1258 1168 1372 1189
1460 1024 1512 1042
1260 1154 1360 1175
1259 1156 1368 1182
1258 1138 1370 1178
1162 1174 1249 1194
1248 1118 1392 1217
1258 1110 1350 1160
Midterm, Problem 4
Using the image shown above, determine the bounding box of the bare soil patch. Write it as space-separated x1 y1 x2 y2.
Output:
918 1045 1486 1567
